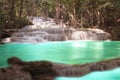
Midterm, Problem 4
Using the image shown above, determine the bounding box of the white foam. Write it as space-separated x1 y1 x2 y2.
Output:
2 17 110 43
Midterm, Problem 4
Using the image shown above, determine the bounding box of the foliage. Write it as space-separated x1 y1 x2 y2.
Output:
0 0 120 40
0 0 32 29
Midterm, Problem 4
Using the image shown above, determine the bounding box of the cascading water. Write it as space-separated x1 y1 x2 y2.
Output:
2 17 110 43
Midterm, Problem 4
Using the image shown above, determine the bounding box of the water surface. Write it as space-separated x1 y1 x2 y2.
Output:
0 41 120 80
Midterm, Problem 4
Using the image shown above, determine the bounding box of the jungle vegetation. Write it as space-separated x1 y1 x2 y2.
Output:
0 0 120 40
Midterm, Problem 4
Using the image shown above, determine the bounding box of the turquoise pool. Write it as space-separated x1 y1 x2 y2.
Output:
0 41 120 80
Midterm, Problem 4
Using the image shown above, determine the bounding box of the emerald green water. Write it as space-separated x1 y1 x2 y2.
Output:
0 41 120 80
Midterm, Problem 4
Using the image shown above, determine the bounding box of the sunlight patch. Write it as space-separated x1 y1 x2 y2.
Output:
71 43 86 47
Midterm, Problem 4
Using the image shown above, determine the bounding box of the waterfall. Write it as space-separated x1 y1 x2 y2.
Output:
2 17 110 43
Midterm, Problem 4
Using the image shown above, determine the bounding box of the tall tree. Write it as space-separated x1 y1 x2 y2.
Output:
19 0 24 18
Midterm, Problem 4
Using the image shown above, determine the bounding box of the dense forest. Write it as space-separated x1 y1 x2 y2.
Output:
0 0 120 40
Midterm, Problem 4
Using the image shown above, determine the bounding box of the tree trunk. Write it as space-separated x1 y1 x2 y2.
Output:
19 0 24 18
72 0 77 27
9 0 16 18
31 0 36 16
96 10 101 28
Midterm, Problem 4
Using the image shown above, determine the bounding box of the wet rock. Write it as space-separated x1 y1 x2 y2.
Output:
7 57 120 78
1 57 119 80
0 66 32 80
8 57 57 76
0 29 12 43
33 75 55 80
2 17 111 43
